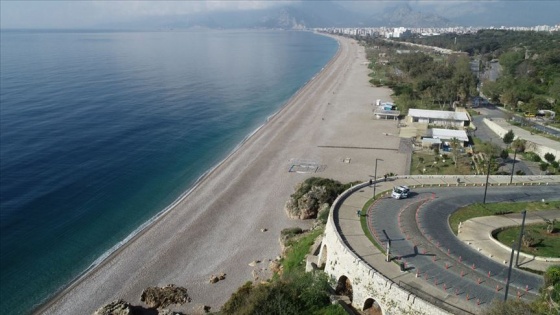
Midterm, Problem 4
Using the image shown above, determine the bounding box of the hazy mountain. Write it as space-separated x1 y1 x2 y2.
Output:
97 1 362 30
367 3 454 28
98 1 451 30
259 1 361 28
2 0 558 30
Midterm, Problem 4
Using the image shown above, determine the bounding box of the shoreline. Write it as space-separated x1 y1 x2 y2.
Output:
33 32 342 315
37 34 408 314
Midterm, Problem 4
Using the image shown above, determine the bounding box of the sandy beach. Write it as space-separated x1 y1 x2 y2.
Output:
38 34 409 314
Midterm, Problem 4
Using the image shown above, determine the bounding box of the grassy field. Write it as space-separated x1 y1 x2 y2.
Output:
495 222 560 258
411 151 474 176
449 201 560 235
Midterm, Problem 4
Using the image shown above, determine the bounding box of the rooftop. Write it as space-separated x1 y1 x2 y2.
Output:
429 128 469 142
408 109 469 121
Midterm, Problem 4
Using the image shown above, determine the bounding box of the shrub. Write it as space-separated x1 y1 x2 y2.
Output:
482 299 534 315
290 177 347 205
523 152 542 162
544 153 556 164
281 227 304 238
540 162 549 173
317 205 330 225
544 265 560 288
222 265 336 315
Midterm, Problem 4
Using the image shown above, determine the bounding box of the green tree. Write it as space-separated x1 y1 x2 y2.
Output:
503 130 515 148
481 80 501 102
540 162 549 175
544 153 556 164
500 149 509 161
499 50 525 76
551 161 559 172
500 90 518 110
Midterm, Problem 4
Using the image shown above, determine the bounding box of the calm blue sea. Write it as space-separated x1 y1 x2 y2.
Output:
0 29 337 314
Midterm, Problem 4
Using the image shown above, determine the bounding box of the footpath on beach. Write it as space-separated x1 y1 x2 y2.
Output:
334 175 560 313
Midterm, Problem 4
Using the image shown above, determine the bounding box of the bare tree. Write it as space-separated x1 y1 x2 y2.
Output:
544 218 557 234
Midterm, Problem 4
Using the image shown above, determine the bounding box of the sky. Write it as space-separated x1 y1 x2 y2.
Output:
1 0 559 29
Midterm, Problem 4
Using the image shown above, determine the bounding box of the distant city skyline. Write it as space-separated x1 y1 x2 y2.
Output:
1 0 559 30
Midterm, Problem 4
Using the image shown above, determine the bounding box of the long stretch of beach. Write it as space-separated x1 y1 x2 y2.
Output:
38 35 409 314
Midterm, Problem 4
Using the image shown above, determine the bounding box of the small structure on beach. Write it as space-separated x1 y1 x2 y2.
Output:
373 107 400 120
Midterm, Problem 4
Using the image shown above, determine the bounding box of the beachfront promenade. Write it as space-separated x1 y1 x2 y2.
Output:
317 175 560 315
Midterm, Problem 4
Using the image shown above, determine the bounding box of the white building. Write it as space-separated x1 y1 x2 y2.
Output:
421 128 469 149
407 109 470 128
385 27 412 38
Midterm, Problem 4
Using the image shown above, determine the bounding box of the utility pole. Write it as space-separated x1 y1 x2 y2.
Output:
510 148 518 184
504 245 515 301
483 139 493 204
483 157 492 204
505 211 527 301
373 158 383 199
515 211 527 267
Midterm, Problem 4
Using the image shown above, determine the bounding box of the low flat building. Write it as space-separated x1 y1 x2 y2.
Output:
422 128 469 148
407 108 470 128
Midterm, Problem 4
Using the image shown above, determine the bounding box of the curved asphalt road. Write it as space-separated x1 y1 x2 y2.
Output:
367 185 560 305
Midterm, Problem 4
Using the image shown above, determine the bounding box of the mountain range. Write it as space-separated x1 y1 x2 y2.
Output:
102 2 454 30
96 1 559 31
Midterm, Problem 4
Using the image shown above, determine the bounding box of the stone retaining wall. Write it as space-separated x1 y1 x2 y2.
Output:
319 181 452 315
483 118 560 160
317 175 560 314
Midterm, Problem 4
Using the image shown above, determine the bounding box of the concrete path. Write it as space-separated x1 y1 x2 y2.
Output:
459 210 560 271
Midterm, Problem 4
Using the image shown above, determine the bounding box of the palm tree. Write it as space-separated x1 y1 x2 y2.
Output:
450 137 461 169
511 139 526 153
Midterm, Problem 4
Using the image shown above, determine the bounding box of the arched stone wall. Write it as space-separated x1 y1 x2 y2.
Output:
322 181 452 315
335 275 353 302
363 298 383 315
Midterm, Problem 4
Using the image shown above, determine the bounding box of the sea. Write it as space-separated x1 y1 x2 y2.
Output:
0 29 338 314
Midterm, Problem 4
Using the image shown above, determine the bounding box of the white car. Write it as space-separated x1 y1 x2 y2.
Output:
391 186 410 199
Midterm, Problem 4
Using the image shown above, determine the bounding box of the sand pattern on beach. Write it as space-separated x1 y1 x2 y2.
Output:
39 35 408 314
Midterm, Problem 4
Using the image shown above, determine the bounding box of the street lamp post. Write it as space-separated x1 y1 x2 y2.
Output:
509 148 518 184
483 139 493 204
483 157 492 204
504 245 515 301
515 211 527 267
373 158 383 199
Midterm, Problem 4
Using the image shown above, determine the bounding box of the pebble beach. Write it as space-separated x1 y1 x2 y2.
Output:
37 34 409 314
